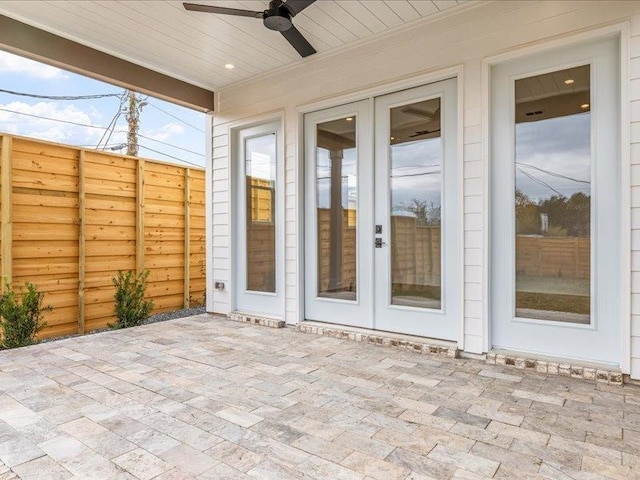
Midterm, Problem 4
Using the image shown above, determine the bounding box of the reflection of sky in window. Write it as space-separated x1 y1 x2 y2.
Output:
391 137 441 217
316 147 357 209
515 113 590 201
246 134 276 182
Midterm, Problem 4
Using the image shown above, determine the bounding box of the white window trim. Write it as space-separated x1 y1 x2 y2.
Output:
482 22 631 373
228 112 286 318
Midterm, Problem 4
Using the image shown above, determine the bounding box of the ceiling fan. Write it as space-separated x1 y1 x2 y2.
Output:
183 0 317 58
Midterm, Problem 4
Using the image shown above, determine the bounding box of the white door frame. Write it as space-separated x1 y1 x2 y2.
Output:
303 100 374 327
489 35 621 365
296 67 465 346
231 118 285 317
302 77 461 341
373 79 459 340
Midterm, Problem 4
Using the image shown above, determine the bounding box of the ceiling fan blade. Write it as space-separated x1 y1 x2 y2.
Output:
183 3 263 18
283 0 315 16
281 25 316 57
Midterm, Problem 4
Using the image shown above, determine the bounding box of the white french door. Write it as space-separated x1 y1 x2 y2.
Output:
304 100 374 327
304 79 459 340
374 79 458 339
234 121 284 316
491 37 620 364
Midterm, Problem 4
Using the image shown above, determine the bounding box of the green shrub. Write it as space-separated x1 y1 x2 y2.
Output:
0 280 51 349
110 270 154 329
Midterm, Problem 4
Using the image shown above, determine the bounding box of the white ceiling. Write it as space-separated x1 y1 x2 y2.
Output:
0 0 465 91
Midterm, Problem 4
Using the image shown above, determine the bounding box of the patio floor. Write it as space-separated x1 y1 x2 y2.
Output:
0 314 639 480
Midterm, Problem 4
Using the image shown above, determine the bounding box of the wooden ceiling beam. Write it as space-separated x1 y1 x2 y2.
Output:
0 14 215 112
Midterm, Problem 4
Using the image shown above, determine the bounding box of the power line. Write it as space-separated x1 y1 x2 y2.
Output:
0 106 107 129
138 144 202 167
516 162 590 185
0 106 204 157
96 93 127 149
0 88 122 100
391 170 441 178
517 166 562 196
147 102 205 133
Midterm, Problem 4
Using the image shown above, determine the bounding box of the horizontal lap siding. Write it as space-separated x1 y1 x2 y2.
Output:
210 1 640 376
0 134 205 338
630 16 640 377
211 133 230 314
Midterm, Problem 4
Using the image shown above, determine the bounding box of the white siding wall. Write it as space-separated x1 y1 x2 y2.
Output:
207 0 640 377
630 15 640 378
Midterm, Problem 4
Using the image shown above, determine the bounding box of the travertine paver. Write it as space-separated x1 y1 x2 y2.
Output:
0 314 638 479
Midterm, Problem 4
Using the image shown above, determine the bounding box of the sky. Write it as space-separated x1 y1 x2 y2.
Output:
515 113 591 202
0 50 206 168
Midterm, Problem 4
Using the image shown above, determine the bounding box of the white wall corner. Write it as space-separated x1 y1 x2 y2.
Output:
205 113 215 314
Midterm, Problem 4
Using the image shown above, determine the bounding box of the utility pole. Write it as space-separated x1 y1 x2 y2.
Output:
125 90 147 157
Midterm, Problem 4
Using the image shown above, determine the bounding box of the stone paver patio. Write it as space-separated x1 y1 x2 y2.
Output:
0 314 639 479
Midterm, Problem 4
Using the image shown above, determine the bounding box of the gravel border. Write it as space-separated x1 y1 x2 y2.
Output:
145 306 206 324
40 306 207 344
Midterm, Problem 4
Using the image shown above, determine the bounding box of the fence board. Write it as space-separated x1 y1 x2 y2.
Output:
0 134 205 339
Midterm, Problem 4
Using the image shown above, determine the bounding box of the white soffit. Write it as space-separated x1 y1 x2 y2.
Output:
0 0 466 90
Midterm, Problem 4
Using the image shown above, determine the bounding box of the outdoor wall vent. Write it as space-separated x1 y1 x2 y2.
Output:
214 282 225 290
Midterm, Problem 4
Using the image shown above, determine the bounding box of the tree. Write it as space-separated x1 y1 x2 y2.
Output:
405 199 441 226
515 189 540 234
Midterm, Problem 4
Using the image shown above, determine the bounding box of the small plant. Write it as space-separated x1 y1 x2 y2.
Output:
110 270 154 329
0 280 51 349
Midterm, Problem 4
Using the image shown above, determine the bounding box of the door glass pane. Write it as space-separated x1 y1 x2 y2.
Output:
246 133 276 293
514 65 591 323
316 117 357 300
390 98 442 309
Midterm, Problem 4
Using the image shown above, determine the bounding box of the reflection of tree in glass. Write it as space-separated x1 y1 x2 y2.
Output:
402 198 441 226
515 188 590 237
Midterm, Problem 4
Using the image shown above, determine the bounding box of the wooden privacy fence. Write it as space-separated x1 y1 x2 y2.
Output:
0 134 205 339
516 234 590 279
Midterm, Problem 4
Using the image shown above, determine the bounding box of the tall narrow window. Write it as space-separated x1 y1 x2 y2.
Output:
514 65 591 323
245 133 276 293
316 117 357 300
390 98 442 309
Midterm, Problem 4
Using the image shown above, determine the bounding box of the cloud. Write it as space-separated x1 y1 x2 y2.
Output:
0 101 103 144
142 122 185 142
0 51 68 79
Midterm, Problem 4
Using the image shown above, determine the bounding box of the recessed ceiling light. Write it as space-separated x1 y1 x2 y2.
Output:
345 117 353 122
390 136 395 140
224 63 235 69
564 79 575 85
581 103 590 109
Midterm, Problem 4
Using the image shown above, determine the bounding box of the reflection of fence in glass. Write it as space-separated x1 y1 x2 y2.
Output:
246 178 275 292
391 216 441 309
249 178 274 223
317 208 356 297
514 64 591 323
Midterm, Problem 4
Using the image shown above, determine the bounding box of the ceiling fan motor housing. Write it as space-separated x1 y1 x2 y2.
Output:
263 9 292 31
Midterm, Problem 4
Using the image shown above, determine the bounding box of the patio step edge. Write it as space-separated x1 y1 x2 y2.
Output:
229 311 285 328
295 321 459 359
486 350 623 386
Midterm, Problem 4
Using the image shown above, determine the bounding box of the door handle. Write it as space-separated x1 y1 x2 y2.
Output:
375 238 387 248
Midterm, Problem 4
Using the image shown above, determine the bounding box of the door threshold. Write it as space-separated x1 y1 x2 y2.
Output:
296 320 458 358
487 349 623 385
229 311 285 329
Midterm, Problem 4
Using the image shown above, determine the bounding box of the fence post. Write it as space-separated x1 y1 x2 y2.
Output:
1 136 12 290
184 169 191 308
136 159 145 275
78 150 86 334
